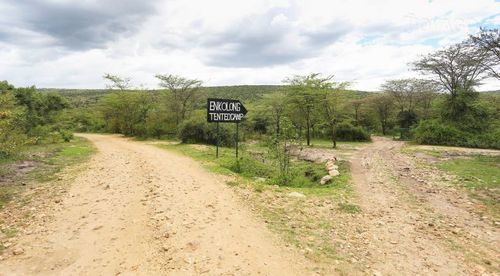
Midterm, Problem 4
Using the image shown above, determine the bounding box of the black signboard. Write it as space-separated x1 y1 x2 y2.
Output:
207 98 247 123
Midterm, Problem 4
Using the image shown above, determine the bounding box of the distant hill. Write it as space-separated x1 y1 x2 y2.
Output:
39 85 373 108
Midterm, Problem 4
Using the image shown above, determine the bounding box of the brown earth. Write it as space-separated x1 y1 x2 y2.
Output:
0 134 313 275
1 135 498 275
347 137 499 275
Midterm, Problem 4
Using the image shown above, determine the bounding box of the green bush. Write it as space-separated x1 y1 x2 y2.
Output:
414 120 466 146
178 114 233 146
59 130 74 142
220 156 274 178
29 125 51 144
413 120 500 149
335 122 371 141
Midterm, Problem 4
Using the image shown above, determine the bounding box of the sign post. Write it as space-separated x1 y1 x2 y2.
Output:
235 122 239 159
216 122 220 158
207 98 247 159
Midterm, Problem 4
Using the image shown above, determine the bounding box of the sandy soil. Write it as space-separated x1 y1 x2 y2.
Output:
0 134 313 275
1 134 498 276
348 137 499 275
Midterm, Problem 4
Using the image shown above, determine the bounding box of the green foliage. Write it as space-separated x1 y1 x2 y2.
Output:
59 129 74 142
267 117 295 185
334 122 371 141
413 120 467 146
178 112 233 146
438 155 499 214
99 92 154 137
0 90 28 157
413 119 500 149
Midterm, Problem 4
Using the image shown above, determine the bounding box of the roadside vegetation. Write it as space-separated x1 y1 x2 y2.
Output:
0 80 96 252
157 139 359 271
402 144 500 218
0 137 95 253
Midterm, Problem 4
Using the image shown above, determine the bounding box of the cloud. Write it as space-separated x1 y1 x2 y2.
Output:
173 8 351 68
1 0 159 50
0 0 498 90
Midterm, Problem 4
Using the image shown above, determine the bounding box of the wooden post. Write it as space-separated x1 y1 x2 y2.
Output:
216 122 219 158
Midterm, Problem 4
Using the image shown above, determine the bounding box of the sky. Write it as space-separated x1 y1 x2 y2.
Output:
0 0 499 91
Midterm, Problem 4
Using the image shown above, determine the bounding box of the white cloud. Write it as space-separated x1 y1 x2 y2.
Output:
0 0 498 90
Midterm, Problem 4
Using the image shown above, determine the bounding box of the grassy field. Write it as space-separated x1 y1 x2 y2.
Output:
157 141 352 193
0 137 95 209
403 145 500 216
439 155 499 213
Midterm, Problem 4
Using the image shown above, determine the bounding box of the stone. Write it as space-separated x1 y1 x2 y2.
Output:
320 175 332 185
12 247 24 255
254 177 266 183
329 169 340 177
326 164 339 171
287 192 306 198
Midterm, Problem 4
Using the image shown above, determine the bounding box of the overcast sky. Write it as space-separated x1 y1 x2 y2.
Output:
1 0 499 91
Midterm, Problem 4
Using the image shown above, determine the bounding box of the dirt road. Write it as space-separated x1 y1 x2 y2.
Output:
0 134 312 275
349 137 499 275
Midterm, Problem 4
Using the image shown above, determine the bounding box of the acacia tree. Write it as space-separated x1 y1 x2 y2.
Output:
381 78 439 129
103 73 131 91
470 28 499 79
350 99 363 126
155 74 202 129
370 93 394 135
320 81 349 148
284 73 335 146
413 40 497 121
261 91 288 136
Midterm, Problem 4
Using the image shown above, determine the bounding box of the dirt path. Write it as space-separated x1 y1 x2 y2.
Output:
349 137 499 275
0 134 312 275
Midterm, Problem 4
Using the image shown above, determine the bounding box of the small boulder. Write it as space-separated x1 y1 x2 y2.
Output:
12 247 24 255
287 192 306 198
326 164 338 171
320 175 332 185
329 169 340 177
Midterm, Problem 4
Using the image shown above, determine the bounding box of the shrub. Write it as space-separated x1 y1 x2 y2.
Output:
29 125 51 144
413 120 500 149
335 122 370 141
178 114 233 146
413 120 466 146
59 130 74 142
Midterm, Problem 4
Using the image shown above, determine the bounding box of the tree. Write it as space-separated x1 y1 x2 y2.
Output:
382 78 420 113
470 28 499 79
414 80 439 119
381 78 439 129
350 99 363 126
320 81 349 148
370 94 394 135
261 91 288 136
103 73 132 91
0 89 27 157
155 74 202 128
284 73 336 146
413 41 497 121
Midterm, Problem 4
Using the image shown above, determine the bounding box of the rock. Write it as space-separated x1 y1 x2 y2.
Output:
320 175 332 185
54 199 62 204
326 164 338 171
12 247 24 255
329 169 340 177
254 177 266 183
287 192 306 198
